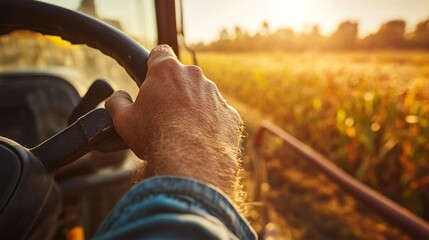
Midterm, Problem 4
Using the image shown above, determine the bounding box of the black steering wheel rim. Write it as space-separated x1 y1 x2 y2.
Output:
0 1 150 87
0 2 150 239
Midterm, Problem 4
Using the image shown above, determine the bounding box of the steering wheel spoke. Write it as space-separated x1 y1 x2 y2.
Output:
31 109 126 172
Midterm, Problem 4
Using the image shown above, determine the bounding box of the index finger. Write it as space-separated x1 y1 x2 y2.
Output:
105 90 133 122
147 44 177 67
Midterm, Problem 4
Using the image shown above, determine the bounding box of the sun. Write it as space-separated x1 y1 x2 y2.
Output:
270 0 309 31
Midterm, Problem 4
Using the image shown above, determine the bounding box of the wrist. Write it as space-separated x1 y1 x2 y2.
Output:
151 139 239 191
143 121 241 198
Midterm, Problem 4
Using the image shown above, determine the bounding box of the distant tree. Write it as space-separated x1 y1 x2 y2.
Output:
379 20 406 47
260 21 270 36
200 17 429 52
328 21 358 50
308 25 324 49
310 25 321 37
231 26 250 51
363 20 406 49
272 28 296 51
412 19 429 48
234 26 245 39
275 28 295 39
218 28 229 41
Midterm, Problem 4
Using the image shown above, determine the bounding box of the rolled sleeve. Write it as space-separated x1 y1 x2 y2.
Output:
94 176 257 240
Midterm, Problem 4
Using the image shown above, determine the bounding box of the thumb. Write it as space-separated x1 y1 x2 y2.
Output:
105 90 133 123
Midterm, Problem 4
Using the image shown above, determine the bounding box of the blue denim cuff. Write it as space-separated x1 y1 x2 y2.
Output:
95 176 257 240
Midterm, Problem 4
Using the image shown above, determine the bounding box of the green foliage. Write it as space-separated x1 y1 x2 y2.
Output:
196 51 429 220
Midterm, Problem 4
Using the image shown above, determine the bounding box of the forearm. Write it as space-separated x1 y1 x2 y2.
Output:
135 118 244 201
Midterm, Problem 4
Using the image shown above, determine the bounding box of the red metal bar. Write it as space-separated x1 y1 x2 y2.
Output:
253 120 429 239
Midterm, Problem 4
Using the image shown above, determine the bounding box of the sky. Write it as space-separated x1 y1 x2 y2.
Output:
182 0 429 43
40 0 429 44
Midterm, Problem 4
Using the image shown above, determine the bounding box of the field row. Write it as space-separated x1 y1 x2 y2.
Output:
192 51 429 220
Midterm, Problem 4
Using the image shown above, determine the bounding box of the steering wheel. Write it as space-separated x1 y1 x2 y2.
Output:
0 1 149 239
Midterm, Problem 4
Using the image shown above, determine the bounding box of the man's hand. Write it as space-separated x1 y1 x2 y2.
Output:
105 45 244 200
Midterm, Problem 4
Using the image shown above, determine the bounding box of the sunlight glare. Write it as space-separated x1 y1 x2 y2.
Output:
271 0 308 31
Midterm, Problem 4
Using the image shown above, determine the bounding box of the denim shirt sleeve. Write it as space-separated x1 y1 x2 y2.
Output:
94 176 257 240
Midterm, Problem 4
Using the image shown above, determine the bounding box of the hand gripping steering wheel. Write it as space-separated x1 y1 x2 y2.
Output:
0 1 149 239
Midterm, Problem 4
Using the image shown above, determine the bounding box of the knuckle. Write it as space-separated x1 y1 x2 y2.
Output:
151 57 181 73
205 79 219 92
161 57 180 67
115 90 131 99
186 65 204 77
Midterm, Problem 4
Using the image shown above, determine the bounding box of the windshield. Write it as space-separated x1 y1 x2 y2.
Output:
0 0 158 97
40 0 158 49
